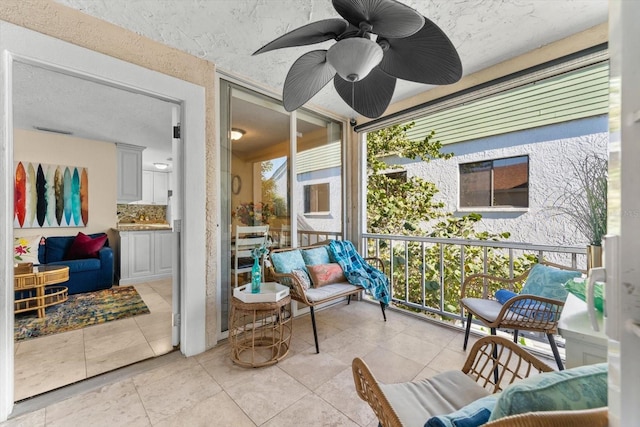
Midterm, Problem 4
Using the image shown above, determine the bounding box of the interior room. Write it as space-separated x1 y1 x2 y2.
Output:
11 62 177 400
2 1 640 426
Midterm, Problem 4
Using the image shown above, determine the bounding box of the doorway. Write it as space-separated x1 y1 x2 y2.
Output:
11 61 178 400
1 22 207 419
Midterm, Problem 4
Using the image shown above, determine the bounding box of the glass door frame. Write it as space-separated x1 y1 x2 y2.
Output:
216 73 349 339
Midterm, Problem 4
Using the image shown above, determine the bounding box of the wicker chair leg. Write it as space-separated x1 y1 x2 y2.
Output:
513 330 519 343
348 295 351 305
463 312 473 350
310 306 320 353
547 333 564 370
379 301 387 322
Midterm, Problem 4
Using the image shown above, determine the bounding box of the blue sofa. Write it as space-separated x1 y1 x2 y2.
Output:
37 233 114 295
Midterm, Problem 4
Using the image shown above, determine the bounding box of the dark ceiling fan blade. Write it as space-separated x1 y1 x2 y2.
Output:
334 67 396 118
332 0 424 38
378 17 462 85
253 19 349 55
283 50 336 112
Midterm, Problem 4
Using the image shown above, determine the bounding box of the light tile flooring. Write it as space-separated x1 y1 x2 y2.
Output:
4 299 558 427
13 279 174 401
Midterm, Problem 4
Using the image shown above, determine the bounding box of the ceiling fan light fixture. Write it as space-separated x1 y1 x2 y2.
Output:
326 38 383 82
230 128 246 141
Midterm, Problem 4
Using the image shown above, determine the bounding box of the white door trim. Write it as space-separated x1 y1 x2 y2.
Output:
0 21 207 421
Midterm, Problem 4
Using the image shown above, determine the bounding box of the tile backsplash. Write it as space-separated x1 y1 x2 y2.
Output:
117 204 167 223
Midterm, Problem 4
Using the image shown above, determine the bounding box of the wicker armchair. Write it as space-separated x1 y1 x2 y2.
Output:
460 261 584 370
352 336 555 427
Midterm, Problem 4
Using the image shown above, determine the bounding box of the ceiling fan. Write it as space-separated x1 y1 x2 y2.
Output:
253 0 462 119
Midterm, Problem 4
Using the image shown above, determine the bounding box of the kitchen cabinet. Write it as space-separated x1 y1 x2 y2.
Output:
118 229 173 284
117 143 145 203
139 170 169 205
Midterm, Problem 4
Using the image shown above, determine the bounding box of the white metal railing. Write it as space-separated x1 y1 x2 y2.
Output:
362 233 587 323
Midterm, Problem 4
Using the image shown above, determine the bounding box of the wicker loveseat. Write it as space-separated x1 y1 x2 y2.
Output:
353 335 608 427
265 242 387 353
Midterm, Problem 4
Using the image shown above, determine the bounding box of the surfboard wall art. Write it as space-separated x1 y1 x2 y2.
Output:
14 161 88 228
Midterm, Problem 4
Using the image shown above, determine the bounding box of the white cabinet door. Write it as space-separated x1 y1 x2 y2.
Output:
119 230 173 284
129 231 154 278
117 143 144 202
140 170 154 204
153 172 168 205
155 231 174 275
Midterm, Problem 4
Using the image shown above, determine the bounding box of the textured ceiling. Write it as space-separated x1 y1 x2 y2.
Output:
54 0 608 117
12 1 608 169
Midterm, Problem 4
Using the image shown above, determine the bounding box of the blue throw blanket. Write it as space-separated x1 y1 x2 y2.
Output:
328 240 390 306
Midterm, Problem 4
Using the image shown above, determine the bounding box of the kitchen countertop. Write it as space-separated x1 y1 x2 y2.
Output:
114 223 172 231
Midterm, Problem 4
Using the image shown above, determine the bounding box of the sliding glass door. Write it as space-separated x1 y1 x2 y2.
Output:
219 81 344 334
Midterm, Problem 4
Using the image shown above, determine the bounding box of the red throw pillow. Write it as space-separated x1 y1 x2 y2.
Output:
307 263 346 288
64 232 107 260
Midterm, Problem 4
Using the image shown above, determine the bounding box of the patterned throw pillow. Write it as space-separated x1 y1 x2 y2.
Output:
489 362 608 422
307 263 346 287
301 246 331 266
14 235 42 264
519 264 582 301
270 249 306 274
291 268 312 290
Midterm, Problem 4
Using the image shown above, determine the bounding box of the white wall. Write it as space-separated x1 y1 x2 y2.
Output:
13 128 118 239
404 116 608 247
295 167 343 233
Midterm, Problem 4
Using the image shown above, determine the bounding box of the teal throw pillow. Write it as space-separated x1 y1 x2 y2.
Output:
425 394 499 427
489 362 607 422
270 249 306 274
519 264 581 302
301 246 331 266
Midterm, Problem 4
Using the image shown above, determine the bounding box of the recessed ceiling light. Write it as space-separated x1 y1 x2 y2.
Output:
154 162 169 170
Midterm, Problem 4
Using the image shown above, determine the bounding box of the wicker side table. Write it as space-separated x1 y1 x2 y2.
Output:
229 295 292 368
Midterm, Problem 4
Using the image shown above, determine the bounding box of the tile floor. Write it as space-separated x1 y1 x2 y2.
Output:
13 279 174 401
4 298 560 426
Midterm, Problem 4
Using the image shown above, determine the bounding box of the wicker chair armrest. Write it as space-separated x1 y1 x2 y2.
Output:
462 336 554 393
352 357 402 427
495 295 565 329
484 407 608 427
461 273 524 299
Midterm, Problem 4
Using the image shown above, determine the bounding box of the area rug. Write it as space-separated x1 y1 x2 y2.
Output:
14 286 150 342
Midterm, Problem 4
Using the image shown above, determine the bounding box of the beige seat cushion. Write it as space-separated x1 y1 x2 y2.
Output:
379 370 490 427
462 297 527 323
304 282 359 302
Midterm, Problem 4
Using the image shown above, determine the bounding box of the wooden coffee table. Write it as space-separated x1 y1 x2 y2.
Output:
14 265 69 318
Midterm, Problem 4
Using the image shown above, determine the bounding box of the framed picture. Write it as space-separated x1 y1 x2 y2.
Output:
14 161 88 228
231 174 242 195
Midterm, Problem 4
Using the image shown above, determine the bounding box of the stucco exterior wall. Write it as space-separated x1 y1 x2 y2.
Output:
405 115 608 247
0 0 219 348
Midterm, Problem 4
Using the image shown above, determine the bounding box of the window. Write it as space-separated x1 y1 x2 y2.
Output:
459 156 529 208
304 183 330 213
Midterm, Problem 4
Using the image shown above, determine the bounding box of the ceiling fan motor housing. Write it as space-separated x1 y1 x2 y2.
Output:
326 38 383 82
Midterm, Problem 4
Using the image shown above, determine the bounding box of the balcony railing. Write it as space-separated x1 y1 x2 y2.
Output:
362 233 586 324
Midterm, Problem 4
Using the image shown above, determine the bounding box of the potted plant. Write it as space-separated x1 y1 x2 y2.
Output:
552 152 607 269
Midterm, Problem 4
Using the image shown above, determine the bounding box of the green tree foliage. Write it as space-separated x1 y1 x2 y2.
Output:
366 123 535 319
260 160 287 219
